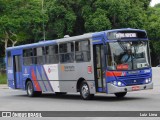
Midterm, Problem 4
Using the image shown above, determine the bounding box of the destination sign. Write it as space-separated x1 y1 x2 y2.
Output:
107 31 147 40
115 33 137 39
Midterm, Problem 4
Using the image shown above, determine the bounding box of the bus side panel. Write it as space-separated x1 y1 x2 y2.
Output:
58 62 96 93
23 65 42 92
22 65 32 90
42 62 96 93
36 65 53 92
7 67 15 89
23 65 54 92
43 64 59 92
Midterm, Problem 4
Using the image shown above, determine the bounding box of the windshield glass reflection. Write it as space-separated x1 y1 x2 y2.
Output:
107 41 150 70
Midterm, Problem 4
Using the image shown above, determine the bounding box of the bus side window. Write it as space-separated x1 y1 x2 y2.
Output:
59 42 74 63
7 51 12 67
75 40 91 62
46 45 59 64
23 49 33 66
33 47 44 65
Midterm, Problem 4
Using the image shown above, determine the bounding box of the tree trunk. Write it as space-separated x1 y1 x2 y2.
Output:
12 41 17 47
9 30 18 47
4 39 8 53
4 31 9 55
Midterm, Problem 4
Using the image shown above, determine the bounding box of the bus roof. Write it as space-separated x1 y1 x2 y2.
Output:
6 28 146 51
6 33 92 51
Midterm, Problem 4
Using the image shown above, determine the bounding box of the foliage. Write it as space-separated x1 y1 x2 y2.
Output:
0 0 45 56
0 74 7 84
0 0 160 66
144 4 160 66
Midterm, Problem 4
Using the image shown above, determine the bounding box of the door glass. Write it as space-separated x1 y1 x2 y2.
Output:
15 56 22 72
96 45 102 88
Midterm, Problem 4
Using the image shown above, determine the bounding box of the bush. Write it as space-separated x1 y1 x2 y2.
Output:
0 74 7 84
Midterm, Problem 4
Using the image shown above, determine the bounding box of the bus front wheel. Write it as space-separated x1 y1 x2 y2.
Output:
80 81 94 100
26 81 42 97
114 92 127 98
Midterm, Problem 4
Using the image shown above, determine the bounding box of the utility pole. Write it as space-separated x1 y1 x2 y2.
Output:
42 0 45 41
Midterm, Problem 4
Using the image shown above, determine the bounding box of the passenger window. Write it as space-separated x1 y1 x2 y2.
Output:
33 47 45 65
59 42 74 63
75 40 91 62
23 49 33 65
46 45 59 64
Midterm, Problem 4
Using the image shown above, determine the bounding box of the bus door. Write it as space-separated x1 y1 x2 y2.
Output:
93 45 106 92
13 54 22 89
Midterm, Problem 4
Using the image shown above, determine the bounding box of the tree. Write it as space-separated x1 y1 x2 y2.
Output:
45 0 76 38
154 3 160 8
0 0 153 58
145 5 160 66
0 0 45 56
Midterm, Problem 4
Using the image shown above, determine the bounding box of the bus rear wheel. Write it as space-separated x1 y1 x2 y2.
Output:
26 81 42 97
114 92 127 98
80 81 94 100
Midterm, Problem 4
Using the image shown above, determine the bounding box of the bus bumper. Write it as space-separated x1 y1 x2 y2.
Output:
107 82 153 94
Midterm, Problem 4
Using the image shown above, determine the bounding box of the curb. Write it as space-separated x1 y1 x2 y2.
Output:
0 84 8 89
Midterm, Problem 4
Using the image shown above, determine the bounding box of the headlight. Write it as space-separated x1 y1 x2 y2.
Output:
118 81 122 86
144 78 152 84
145 79 149 83
111 81 125 87
148 78 152 82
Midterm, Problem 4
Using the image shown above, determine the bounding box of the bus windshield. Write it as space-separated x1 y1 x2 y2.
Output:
106 41 150 70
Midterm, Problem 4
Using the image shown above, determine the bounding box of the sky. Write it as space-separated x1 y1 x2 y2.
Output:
150 0 160 7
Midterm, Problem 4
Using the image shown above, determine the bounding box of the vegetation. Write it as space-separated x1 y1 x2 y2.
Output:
0 0 160 66
0 74 7 84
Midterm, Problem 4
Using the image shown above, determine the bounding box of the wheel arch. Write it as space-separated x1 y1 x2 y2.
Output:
25 78 32 90
76 77 85 92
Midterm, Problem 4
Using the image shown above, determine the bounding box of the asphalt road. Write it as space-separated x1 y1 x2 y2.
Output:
0 85 160 120
0 67 160 119
0 85 160 111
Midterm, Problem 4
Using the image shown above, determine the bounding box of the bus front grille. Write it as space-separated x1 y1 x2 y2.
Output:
116 73 151 86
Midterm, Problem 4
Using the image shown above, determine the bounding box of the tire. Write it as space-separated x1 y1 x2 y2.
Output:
26 81 42 97
80 81 94 100
114 92 127 98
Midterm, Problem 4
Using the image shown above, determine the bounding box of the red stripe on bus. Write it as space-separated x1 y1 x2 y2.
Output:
106 71 122 76
113 71 122 76
106 71 114 76
31 69 41 91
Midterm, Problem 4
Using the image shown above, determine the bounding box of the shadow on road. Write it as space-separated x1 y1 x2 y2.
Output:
13 93 148 102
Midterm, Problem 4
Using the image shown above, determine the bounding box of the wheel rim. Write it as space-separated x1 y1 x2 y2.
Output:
81 84 89 98
27 82 33 95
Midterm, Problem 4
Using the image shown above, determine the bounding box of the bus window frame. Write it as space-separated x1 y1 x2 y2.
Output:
75 39 91 63
7 51 12 67
45 44 59 64
23 48 33 66
59 42 75 63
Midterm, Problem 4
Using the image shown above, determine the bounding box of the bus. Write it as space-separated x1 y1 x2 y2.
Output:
6 28 153 100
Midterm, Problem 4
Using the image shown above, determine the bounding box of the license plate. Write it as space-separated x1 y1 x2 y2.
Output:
132 86 140 91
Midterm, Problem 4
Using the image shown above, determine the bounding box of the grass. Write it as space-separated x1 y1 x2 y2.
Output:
0 74 7 84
